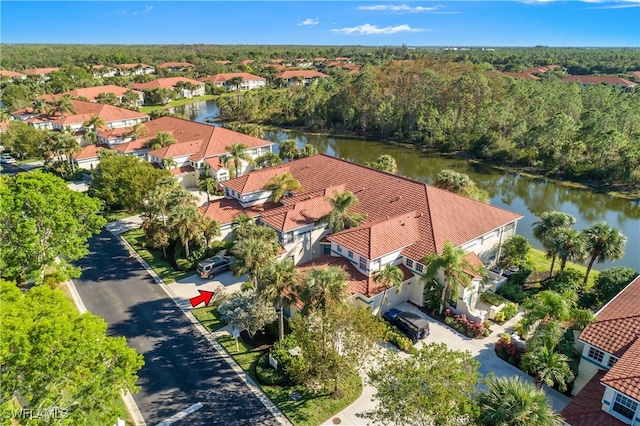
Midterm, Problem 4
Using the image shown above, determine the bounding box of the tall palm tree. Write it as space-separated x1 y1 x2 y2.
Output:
278 139 301 161
128 122 148 140
198 176 219 203
532 211 576 277
521 345 574 392
257 258 297 342
232 213 254 239
372 263 404 315
365 154 398 174
52 95 76 117
298 266 348 316
551 228 586 281
255 152 283 169
146 131 177 150
521 290 572 334
145 176 182 227
168 204 203 259
262 172 301 203
321 189 366 233
300 143 318 158
82 114 106 133
582 222 627 286
477 376 560 426
422 241 477 314
232 237 276 288
225 142 255 177
202 217 221 249
161 157 177 170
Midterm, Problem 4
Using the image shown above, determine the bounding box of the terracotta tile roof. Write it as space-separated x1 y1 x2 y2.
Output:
335 57 350 61
628 71 640 78
148 139 204 159
0 121 10 132
241 60 255 65
561 370 627 426
65 85 138 102
112 138 149 153
502 72 541 80
0 70 26 78
117 63 152 69
562 75 637 88
198 73 265 83
580 275 640 357
270 59 285 64
525 65 560 73
158 62 194 68
98 126 133 139
297 255 414 298
205 157 228 171
464 252 484 279
328 213 420 260
130 77 203 91
45 100 148 126
602 338 640 401
313 58 326 62
38 94 61 102
260 194 333 232
23 67 59 75
221 155 522 260
73 144 107 160
348 69 360 76
277 70 330 79
168 165 195 175
139 116 272 160
199 198 280 225
215 60 232 65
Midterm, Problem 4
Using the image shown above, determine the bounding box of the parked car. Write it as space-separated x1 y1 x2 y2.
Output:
196 256 234 279
383 308 430 343
0 154 16 164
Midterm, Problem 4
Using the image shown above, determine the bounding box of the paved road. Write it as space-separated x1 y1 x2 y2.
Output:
73 229 280 425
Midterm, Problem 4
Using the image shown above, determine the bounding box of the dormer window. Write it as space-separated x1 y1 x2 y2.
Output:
588 347 605 363
337 245 342 253
359 256 367 270
348 250 353 259
406 259 414 268
416 263 424 273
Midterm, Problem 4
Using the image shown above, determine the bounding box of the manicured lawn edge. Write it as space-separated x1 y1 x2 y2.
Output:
120 228 194 284
139 94 218 113
191 306 224 333
216 334 362 426
528 248 599 288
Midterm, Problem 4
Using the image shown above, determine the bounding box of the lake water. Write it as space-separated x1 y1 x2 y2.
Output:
174 100 640 271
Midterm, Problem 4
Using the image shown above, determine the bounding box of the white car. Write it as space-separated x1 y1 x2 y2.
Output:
0 154 16 164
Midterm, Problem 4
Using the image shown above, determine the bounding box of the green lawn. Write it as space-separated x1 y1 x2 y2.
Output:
528 248 599 288
139 94 218 113
121 228 195 284
102 209 136 222
191 306 225 332
217 334 362 426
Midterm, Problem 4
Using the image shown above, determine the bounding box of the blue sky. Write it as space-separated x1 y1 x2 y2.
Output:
2 1 639 47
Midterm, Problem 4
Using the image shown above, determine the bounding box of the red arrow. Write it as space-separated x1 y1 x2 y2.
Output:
189 290 215 308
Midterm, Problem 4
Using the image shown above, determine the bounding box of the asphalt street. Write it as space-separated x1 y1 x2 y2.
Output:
72 229 280 425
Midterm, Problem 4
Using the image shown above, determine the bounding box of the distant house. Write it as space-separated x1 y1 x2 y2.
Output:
115 63 155 76
130 77 205 99
198 73 266 91
562 75 637 89
628 71 640 80
276 70 330 87
90 65 117 78
525 65 561 74
214 60 233 66
201 154 521 318
562 274 640 426
41 85 144 107
241 59 255 66
501 72 541 81
22 67 60 81
157 62 195 72
0 70 27 81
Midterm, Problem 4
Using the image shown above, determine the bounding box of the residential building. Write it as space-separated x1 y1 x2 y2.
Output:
0 70 27 81
562 274 640 426
562 75 637 89
157 62 195 72
22 67 60 81
201 155 522 316
526 65 562 74
130 77 205 99
90 65 117 78
276 70 330 87
198 73 266 91
40 85 144 107
501 72 541 80
115 63 155 76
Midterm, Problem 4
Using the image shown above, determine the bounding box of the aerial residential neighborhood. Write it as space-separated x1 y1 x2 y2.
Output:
1 1 639 425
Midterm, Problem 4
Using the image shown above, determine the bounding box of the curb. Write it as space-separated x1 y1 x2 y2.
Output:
112 225 292 426
64 278 147 426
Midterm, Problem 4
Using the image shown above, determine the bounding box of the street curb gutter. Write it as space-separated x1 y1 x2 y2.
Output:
112 226 292 426
64 278 147 426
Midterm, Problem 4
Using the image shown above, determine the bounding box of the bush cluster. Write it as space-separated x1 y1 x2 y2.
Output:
384 323 414 352
493 303 519 323
479 291 510 307
443 309 488 338
495 333 526 367
255 353 290 386
496 282 528 304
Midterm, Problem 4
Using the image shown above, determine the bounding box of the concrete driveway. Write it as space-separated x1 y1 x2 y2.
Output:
167 270 248 309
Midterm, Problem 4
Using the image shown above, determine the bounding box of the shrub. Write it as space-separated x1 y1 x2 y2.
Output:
501 303 518 321
495 334 525 366
384 323 414 352
496 282 528 303
256 353 290 386
271 334 309 384
494 311 506 323
510 269 532 287
480 291 510 307
445 312 486 338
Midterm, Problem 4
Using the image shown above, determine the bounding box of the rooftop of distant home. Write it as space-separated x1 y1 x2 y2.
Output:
130 77 203 90
562 75 637 88
198 73 265 83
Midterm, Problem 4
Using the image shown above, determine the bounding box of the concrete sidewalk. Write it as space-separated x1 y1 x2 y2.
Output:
322 302 571 426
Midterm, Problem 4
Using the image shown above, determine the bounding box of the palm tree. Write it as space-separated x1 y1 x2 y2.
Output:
521 290 572 334
551 228 586 281
262 172 301 203
146 131 177 150
257 258 297 341
202 217 221 249
532 211 576 277
225 142 255 177
82 114 106 133
198 176 219 203
435 169 473 194
477 376 560 426
232 213 254 239
255 152 283 169
365 154 398 174
145 176 182 227
372 263 404 315
161 157 177 170
521 345 574 392
320 189 366 232
298 266 348 316
582 222 627 286
300 143 318 158
128 123 148 140
52 95 76 117
422 241 477 314
168 204 203 258
232 226 281 287
278 139 300 161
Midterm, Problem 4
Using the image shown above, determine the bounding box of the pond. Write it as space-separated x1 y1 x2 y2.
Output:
174 99 640 271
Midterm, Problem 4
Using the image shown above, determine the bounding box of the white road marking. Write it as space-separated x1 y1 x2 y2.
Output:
154 402 203 426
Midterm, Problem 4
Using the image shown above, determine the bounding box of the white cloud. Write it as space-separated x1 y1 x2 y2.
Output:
145 5 154 12
331 24 425 35
298 18 319 26
358 4 444 12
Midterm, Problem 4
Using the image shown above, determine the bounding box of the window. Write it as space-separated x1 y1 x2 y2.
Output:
588 347 605 363
348 250 353 259
337 245 342 253
416 263 424 273
406 259 414 268
359 256 367 270
608 356 618 368
612 393 638 421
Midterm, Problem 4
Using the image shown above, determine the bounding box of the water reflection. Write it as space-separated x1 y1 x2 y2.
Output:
193 100 640 270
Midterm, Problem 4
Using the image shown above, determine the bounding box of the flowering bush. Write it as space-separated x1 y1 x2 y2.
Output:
495 334 526 366
443 309 486 338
